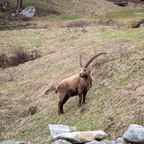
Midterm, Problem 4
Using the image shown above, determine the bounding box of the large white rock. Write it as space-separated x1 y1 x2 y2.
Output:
123 124 144 144
48 124 76 140
53 130 107 143
20 6 36 18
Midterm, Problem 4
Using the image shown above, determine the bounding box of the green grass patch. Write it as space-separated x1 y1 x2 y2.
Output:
138 94 144 97
105 9 144 20
96 27 144 40
61 16 81 21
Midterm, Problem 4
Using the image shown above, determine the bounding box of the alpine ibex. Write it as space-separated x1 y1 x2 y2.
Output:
56 52 107 115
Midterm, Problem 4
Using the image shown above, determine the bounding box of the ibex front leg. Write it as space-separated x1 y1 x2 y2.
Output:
82 91 87 105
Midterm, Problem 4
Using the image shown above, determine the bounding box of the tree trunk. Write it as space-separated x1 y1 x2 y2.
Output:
16 0 23 12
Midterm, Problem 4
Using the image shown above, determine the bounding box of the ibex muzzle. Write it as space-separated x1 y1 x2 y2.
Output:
56 52 107 115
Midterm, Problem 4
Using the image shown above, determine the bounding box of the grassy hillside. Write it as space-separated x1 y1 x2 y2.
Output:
0 0 144 143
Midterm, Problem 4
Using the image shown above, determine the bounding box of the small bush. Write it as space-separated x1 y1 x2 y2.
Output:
8 49 30 66
0 49 41 68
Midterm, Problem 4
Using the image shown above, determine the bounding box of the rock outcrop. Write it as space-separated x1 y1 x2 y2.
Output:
49 124 107 143
53 131 107 143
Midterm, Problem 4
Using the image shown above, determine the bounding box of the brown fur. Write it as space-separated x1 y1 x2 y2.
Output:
56 52 106 115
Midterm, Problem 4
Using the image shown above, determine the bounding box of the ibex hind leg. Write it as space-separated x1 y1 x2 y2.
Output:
58 95 69 115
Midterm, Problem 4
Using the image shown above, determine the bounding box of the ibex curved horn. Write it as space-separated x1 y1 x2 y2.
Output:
84 52 107 68
80 52 84 67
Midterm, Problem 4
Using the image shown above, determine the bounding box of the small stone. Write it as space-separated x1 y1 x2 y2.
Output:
123 124 144 144
53 139 72 144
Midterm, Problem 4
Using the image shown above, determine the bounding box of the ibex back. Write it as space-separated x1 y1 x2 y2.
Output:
56 52 106 115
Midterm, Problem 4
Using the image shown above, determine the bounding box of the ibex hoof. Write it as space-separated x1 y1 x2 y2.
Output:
82 102 87 105
78 104 81 107
58 111 64 115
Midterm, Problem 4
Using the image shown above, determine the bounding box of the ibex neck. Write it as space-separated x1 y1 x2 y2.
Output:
83 74 93 90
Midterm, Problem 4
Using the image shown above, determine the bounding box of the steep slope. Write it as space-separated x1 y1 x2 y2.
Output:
0 22 144 143
0 0 144 143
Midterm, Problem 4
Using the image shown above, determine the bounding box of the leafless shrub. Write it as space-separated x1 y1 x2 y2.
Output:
8 49 30 66
0 49 41 68
65 20 91 28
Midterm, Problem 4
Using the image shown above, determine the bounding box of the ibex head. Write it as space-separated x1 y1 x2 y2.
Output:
79 52 107 77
